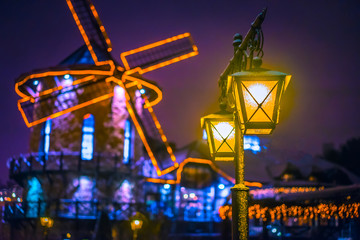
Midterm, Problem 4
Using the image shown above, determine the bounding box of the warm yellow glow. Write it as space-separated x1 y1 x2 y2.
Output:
245 129 272 135
212 122 235 141
131 219 143 231
40 217 54 228
219 203 360 222
211 121 235 154
284 75 292 91
201 112 236 158
242 81 277 122
214 156 234 161
244 83 270 107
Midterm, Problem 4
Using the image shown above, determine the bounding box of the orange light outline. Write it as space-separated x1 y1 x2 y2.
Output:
14 60 164 128
33 75 96 100
145 178 177 184
15 62 116 127
123 74 162 108
111 76 179 176
88 1 112 52
18 91 114 128
16 1 199 177
71 75 96 86
141 51 198 74
135 82 178 167
15 60 115 99
145 157 263 188
116 66 125 72
66 0 100 63
120 33 199 73
17 74 180 177
112 76 163 175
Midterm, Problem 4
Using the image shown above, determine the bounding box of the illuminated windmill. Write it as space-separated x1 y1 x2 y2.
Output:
15 0 198 176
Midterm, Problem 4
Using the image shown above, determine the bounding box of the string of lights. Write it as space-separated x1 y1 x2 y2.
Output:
250 186 325 199
219 203 360 222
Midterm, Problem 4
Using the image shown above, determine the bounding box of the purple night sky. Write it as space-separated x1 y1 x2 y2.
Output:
1 0 360 184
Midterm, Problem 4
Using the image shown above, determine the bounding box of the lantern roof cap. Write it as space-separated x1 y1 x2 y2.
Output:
202 110 233 119
231 69 289 78
200 110 233 128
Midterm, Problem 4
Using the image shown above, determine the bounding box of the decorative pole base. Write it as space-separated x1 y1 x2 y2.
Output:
231 184 249 240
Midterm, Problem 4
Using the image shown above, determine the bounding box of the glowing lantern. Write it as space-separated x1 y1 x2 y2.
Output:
229 69 291 135
201 111 235 161
40 217 54 228
130 212 146 240
130 219 143 231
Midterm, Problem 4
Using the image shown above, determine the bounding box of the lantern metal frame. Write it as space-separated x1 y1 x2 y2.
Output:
230 69 291 135
200 7 292 240
201 111 235 161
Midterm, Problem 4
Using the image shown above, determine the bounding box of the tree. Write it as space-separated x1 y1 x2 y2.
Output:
321 137 360 177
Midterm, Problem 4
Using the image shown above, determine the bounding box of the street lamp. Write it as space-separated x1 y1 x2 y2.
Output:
40 217 54 240
130 212 146 240
200 110 235 161
201 8 291 240
230 69 291 135
130 219 143 240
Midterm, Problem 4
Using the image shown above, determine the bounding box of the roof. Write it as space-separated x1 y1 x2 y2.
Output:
159 140 360 186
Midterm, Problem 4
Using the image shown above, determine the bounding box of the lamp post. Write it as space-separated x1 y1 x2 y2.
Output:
201 8 291 240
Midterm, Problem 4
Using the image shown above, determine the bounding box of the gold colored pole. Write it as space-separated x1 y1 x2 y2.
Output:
231 112 249 240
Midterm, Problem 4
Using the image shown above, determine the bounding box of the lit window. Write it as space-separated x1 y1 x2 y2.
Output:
33 80 39 86
61 74 73 87
81 114 94 160
39 119 51 158
123 119 132 164
243 136 261 153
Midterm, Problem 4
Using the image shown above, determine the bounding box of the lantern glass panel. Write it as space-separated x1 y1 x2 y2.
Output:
210 121 235 154
242 80 278 123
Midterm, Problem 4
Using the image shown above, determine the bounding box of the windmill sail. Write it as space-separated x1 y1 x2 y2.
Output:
66 0 112 63
18 74 114 127
121 33 198 74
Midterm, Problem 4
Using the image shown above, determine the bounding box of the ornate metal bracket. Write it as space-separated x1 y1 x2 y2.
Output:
218 8 267 108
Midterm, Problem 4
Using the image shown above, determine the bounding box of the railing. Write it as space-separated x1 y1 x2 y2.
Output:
9 152 131 176
3 199 145 221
